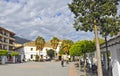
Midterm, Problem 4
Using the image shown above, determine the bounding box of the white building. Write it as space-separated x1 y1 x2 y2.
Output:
101 33 120 76
15 41 62 62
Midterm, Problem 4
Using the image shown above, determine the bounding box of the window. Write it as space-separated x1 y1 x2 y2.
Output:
31 54 33 59
31 48 33 51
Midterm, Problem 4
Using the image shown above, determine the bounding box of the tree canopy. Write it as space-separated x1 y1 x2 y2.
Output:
47 49 54 59
59 49 65 56
93 38 105 45
70 40 95 56
35 36 45 50
61 40 74 54
50 37 59 50
0 50 8 56
68 0 120 36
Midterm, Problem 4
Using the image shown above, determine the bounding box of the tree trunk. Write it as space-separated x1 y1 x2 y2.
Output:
94 19 103 76
79 56 81 70
54 50 56 61
83 52 87 76
84 59 86 76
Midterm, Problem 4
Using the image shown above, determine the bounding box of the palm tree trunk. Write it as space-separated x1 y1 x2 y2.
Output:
94 19 103 76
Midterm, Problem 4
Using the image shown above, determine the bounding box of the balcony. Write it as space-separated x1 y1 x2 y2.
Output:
9 37 15 41
0 33 3 37
0 34 15 41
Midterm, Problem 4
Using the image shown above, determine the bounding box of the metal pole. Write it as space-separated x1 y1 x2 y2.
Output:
105 35 109 70
94 19 103 76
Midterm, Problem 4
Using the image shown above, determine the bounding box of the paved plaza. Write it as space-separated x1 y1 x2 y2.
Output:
0 61 78 76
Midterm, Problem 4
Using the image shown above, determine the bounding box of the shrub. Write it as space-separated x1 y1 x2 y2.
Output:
35 55 39 61
10 51 19 56
0 49 8 56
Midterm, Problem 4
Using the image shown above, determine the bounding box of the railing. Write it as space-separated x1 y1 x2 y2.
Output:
0 34 15 41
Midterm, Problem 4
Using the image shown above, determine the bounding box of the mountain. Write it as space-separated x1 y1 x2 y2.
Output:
14 36 31 44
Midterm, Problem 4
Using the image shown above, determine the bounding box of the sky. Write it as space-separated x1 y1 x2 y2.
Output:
0 0 94 41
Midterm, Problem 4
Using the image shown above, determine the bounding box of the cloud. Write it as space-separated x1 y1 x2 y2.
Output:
0 0 94 42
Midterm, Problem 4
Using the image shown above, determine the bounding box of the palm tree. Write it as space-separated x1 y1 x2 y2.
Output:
35 36 45 61
61 40 73 55
50 37 59 60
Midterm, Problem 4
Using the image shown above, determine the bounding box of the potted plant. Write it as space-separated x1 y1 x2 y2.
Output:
10 51 19 63
0 49 8 64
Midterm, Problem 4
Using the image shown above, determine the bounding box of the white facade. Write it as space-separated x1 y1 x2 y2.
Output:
24 46 39 61
16 41 62 61
101 34 120 76
16 46 39 62
40 47 52 59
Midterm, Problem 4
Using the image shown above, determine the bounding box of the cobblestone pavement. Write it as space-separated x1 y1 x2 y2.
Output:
0 61 78 76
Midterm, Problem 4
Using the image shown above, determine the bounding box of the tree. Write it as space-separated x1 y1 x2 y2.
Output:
0 50 8 64
50 37 59 60
70 40 95 58
0 50 8 56
59 49 65 56
70 40 95 76
35 36 45 61
70 42 83 56
61 40 74 55
10 51 19 56
47 49 54 60
68 1 120 76
93 38 105 45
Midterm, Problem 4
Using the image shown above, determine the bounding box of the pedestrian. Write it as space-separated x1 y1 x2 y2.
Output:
66 57 69 64
61 58 64 67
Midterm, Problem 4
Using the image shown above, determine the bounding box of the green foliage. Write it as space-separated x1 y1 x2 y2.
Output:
10 51 19 56
35 36 45 50
69 40 95 56
47 49 54 59
69 43 82 56
50 37 59 49
93 38 105 45
68 0 120 36
35 55 39 61
107 51 111 58
59 49 65 55
61 40 74 54
0 49 8 56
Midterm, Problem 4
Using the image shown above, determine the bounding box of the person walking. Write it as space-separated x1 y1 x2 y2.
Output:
61 58 64 67
66 57 69 64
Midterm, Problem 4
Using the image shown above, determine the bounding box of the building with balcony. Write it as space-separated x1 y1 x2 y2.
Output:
0 27 15 63
101 33 120 76
0 27 15 51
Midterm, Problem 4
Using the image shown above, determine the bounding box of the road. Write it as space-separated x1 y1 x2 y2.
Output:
0 61 77 76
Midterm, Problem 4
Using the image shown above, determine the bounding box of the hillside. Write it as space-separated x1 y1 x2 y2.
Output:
14 36 31 44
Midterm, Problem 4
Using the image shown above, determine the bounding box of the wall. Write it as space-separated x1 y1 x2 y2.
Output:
24 46 39 61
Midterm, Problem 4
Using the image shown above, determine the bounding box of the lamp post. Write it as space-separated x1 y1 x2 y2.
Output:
104 33 109 71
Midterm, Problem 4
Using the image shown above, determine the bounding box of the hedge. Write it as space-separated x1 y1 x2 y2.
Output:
10 51 19 56
0 49 8 56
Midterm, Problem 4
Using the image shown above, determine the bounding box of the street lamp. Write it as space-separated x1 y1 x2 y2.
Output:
104 32 109 70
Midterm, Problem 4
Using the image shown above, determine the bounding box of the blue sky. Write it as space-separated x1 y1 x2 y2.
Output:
0 0 94 41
